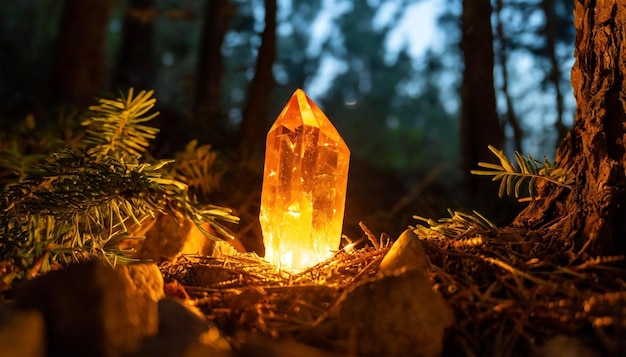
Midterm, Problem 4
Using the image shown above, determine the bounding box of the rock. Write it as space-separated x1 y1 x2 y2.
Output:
15 260 158 357
328 269 453 357
534 335 598 357
378 229 428 276
137 212 214 261
136 298 232 357
136 213 246 262
117 262 164 301
212 240 243 257
0 304 45 357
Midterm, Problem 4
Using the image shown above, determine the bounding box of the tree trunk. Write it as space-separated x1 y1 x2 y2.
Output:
111 0 156 92
194 0 236 124
53 0 111 106
459 0 506 210
513 0 626 258
237 0 277 151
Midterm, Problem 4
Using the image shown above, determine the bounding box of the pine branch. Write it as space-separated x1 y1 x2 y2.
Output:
471 145 573 199
168 140 223 199
0 147 44 191
82 88 160 158
413 209 498 240
0 89 239 284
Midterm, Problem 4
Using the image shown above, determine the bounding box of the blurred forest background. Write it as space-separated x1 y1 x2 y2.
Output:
0 0 576 249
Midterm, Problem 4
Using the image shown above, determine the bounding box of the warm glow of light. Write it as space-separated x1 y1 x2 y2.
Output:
260 89 350 270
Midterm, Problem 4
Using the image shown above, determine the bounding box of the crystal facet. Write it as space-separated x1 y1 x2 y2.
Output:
260 89 350 270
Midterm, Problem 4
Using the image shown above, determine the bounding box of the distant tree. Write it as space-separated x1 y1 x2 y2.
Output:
514 0 626 257
272 0 322 107
317 2 459 174
494 0 523 152
0 1 62 117
52 0 112 106
539 0 573 143
111 0 157 91
237 0 277 150
195 0 236 126
493 0 575 153
320 0 410 164
459 0 505 203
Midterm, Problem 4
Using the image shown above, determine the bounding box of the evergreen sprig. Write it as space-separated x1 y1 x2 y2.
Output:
168 140 223 200
413 209 498 239
471 145 573 199
0 89 238 282
82 88 159 158
0 146 44 191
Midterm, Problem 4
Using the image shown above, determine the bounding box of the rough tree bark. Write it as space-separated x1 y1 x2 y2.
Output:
111 0 156 91
194 0 236 122
237 0 277 151
460 0 506 210
513 0 626 258
52 0 111 106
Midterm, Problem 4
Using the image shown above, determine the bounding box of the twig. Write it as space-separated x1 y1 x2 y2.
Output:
479 255 556 288
359 221 379 250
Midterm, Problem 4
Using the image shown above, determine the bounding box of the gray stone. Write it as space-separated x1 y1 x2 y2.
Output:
0 305 45 357
136 298 232 357
379 229 428 276
329 269 453 357
15 260 158 357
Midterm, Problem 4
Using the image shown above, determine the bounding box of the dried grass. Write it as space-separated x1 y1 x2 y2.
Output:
159 224 626 356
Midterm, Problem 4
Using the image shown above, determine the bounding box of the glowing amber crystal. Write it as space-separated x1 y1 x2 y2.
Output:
260 89 350 270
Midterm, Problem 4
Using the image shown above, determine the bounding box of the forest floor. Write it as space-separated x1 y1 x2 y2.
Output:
160 224 626 357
